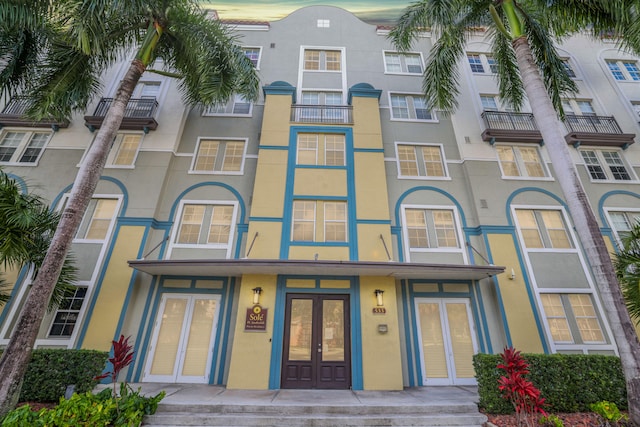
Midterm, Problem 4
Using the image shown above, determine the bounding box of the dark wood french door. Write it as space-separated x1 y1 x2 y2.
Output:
281 294 351 389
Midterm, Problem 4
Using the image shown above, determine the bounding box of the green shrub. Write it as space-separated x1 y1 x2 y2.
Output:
474 353 626 414
590 400 628 424
0 385 165 427
0 349 108 403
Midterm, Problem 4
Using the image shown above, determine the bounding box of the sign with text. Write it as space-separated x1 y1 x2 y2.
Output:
245 304 268 331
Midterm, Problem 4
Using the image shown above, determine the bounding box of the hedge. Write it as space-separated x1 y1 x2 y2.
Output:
473 353 627 414
0 349 108 403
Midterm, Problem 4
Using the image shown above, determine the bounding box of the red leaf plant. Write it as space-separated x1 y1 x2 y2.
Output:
94 335 135 397
497 346 547 427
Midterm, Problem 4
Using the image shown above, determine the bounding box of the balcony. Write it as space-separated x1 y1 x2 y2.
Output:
0 97 69 130
480 111 542 144
290 105 353 124
564 114 635 148
84 97 158 132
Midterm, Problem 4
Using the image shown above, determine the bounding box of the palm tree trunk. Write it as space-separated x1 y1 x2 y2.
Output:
512 35 640 424
0 58 145 418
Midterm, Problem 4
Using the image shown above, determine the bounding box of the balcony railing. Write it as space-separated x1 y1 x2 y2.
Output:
480 111 542 144
564 114 635 148
290 105 353 124
84 97 159 132
0 97 69 130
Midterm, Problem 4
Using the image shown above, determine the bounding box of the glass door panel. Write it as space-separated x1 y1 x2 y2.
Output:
446 302 475 379
180 298 218 378
418 302 448 379
322 300 344 362
288 299 313 361
149 297 187 377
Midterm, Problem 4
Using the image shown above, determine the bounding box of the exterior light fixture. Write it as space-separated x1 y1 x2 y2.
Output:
374 289 384 307
252 287 263 305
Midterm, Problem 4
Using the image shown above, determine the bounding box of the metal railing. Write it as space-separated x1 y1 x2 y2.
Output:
91 97 158 119
1 96 30 115
481 110 538 131
564 114 623 134
291 104 353 124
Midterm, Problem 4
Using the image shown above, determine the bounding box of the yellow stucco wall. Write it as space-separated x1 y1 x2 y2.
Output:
360 276 403 390
81 226 145 351
0 268 20 318
353 152 390 220
246 222 282 259
226 275 277 389
352 97 383 150
250 150 288 218
293 169 347 197
357 224 394 261
260 95 293 142
288 246 350 261
487 234 544 353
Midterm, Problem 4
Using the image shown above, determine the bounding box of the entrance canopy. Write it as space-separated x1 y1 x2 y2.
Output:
128 259 504 280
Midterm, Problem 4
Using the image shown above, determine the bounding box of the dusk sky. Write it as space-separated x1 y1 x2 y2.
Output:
207 1 414 25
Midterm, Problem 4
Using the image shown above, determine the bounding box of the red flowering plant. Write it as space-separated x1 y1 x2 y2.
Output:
94 334 135 397
497 346 547 427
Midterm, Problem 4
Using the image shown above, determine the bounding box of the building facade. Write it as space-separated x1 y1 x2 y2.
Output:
1 6 639 390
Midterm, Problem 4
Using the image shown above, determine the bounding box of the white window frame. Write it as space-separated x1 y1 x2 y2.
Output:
495 144 551 180
606 59 640 81
105 133 143 168
466 53 496 74
168 200 239 258
383 51 424 75
561 58 578 79
189 137 248 175
400 204 467 261
394 142 450 180
388 92 437 122
301 47 344 72
579 148 636 183
242 46 262 69
317 19 330 28
513 206 576 253
539 292 607 346
0 129 52 165
203 94 253 117
562 99 596 116
604 209 640 247
291 200 347 243
71 196 122 243
296 133 346 166
47 285 89 338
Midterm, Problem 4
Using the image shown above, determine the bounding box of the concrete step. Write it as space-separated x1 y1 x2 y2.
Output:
143 404 488 426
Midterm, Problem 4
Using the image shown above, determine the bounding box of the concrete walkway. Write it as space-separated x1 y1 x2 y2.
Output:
100 383 488 426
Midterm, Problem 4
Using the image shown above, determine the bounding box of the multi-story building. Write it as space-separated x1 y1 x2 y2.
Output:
1 5 638 390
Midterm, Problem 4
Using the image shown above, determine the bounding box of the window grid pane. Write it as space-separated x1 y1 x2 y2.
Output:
85 199 118 240
433 210 458 247
467 54 484 73
516 210 543 248
325 51 341 71
177 205 205 244
0 132 23 162
541 294 573 343
194 140 220 171
112 134 141 166
413 97 432 120
398 145 419 176
385 53 402 72
497 146 520 177
519 147 545 177
221 141 245 171
304 50 320 70
405 54 423 73
487 56 498 73
568 294 605 343
293 201 316 241
324 202 347 242
208 205 233 243
623 62 640 80
421 146 444 177
49 286 88 337
19 133 49 163
297 134 319 165
324 134 345 166
602 151 631 180
406 209 429 248
607 61 626 80
391 95 409 119
581 150 606 180
540 210 572 249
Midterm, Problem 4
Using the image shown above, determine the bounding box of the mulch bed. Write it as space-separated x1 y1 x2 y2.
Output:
484 411 625 426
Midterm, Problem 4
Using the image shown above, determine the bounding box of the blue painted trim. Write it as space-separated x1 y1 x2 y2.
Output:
258 145 289 150
400 280 415 387
597 190 640 225
268 276 287 389
130 275 158 382
355 219 391 225
474 281 492 353
391 227 403 262
464 225 515 235
353 148 384 153
263 81 296 103
407 283 423 386
295 164 347 170
481 232 512 348
5 172 27 193
0 265 30 327
347 83 382 104
217 277 236 384
249 216 283 222
504 188 566 226
134 280 164 381
468 285 486 353
116 217 171 227
351 277 363 390
293 195 348 201
168 182 247 225
289 241 350 247
51 176 129 216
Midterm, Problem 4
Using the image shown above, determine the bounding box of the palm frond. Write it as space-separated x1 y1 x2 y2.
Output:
519 10 578 118
615 222 640 325
422 30 466 112
0 275 10 307
489 27 525 111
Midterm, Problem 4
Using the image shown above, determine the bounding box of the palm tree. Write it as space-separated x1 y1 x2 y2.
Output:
390 0 640 423
0 0 259 416
615 223 640 325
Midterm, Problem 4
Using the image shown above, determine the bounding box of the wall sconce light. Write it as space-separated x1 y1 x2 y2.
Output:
509 268 516 280
252 287 263 305
374 289 384 307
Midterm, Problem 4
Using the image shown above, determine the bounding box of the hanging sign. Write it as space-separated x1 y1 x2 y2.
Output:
245 304 268 331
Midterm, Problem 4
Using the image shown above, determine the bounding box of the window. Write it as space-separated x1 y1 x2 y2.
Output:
297 133 345 166
396 144 447 178
561 59 576 78
496 145 547 178
404 208 460 249
243 47 261 67
48 286 87 337
298 91 344 122
106 133 142 167
606 59 640 81
174 203 235 246
383 51 423 74
480 95 499 111
75 198 119 241
540 293 605 344
390 94 434 121
133 81 161 99
580 149 632 181
608 211 640 242
562 99 596 116
317 19 330 28
192 139 246 174
292 200 347 242
632 101 640 119
515 209 572 249
303 49 341 71
0 131 51 164
466 53 496 74
204 94 252 116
